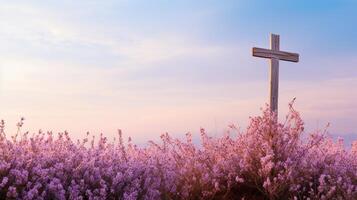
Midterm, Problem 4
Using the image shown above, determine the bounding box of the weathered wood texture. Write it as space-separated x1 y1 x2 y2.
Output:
270 34 279 113
252 48 299 62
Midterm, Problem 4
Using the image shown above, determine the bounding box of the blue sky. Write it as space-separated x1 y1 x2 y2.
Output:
0 0 356 144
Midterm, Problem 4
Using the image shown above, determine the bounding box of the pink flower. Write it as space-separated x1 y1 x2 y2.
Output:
0 103 355 199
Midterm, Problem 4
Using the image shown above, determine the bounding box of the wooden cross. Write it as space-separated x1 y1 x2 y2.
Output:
252 34 299 114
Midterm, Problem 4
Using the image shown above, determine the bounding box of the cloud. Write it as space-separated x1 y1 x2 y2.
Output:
278 78 357 136
0 3 74 44
1 0 356 144
114 36 218 64
0 2 238 70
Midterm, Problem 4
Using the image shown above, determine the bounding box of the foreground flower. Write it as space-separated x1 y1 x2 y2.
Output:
0 104 356 200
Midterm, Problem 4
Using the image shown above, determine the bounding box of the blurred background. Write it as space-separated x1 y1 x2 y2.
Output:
0 0 356 145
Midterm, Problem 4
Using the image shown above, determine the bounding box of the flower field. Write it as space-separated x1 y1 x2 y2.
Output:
0 104 356 200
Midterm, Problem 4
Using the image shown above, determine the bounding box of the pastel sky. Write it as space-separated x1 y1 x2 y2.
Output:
1 0 356 144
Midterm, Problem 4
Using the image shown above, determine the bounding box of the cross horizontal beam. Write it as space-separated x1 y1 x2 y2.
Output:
252 47 299 62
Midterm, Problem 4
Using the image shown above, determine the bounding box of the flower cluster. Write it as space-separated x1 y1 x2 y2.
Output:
0 105 356 200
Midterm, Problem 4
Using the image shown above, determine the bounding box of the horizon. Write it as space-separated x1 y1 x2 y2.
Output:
1 0 357 145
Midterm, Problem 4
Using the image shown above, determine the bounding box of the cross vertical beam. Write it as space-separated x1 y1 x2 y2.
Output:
270 34 279 113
